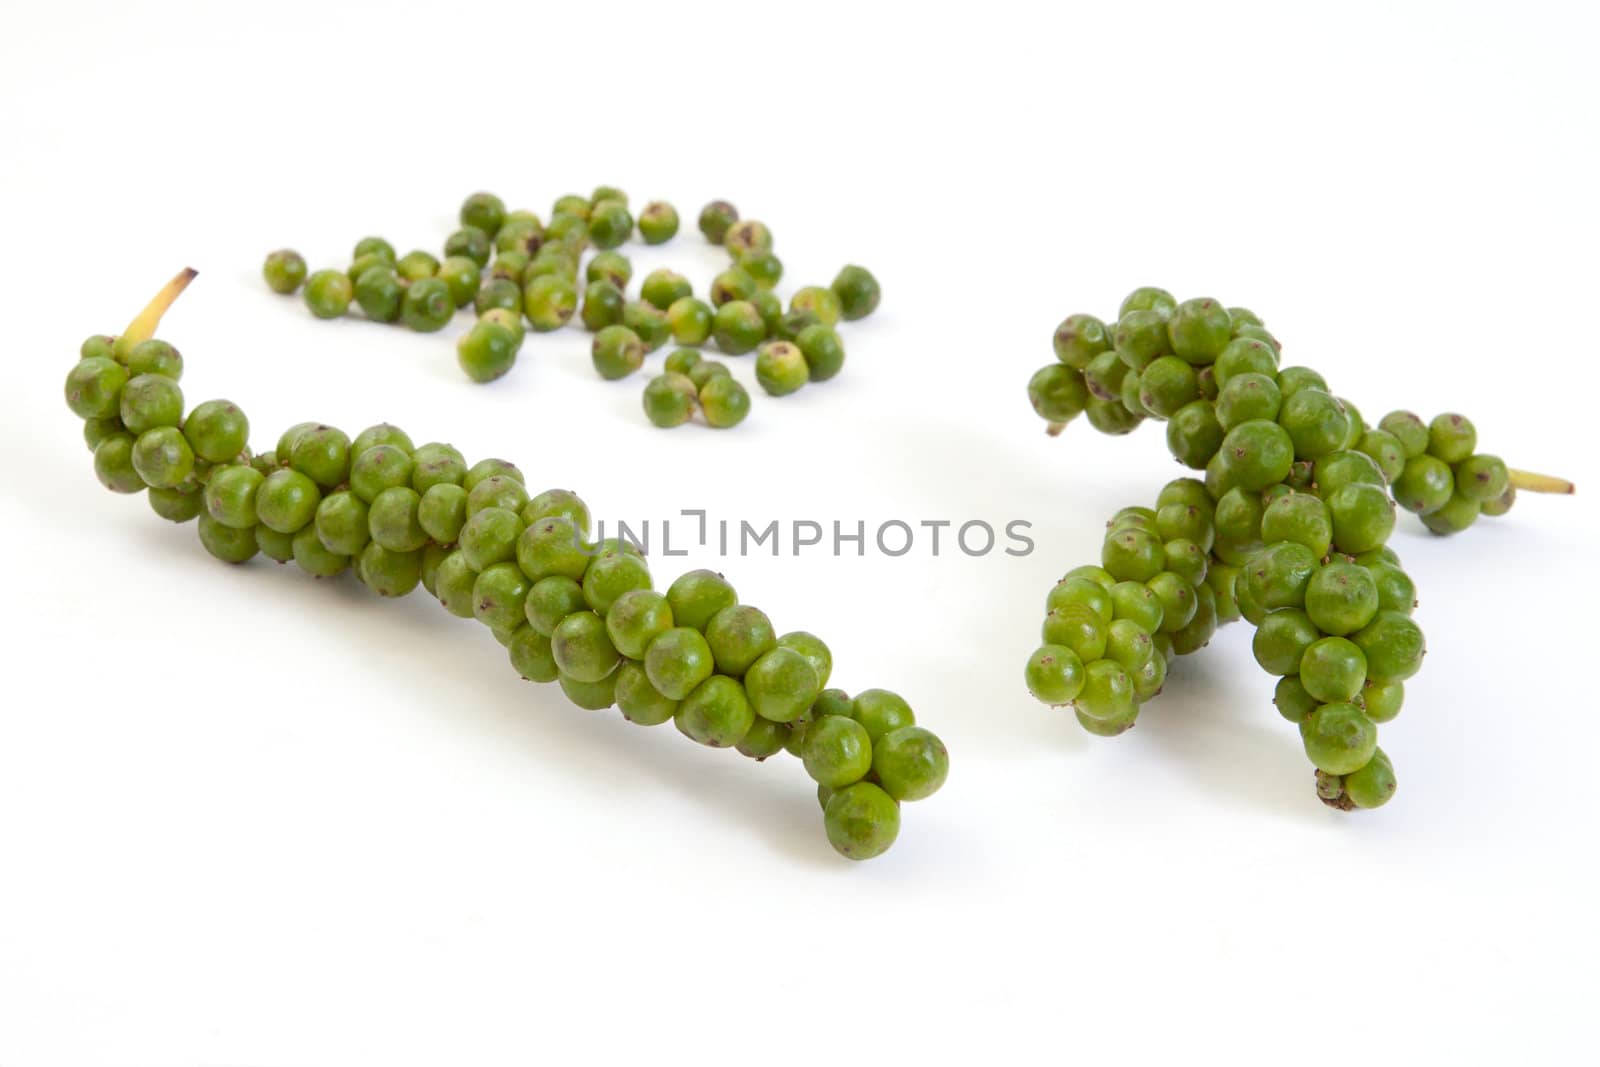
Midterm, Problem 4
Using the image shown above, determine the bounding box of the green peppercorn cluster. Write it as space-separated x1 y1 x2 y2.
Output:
1023 286 1568 810
260 190 876 429
67 270 947 861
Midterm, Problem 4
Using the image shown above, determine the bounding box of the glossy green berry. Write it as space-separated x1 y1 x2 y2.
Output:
252 525 294 563
601 589 672 659
459 506 524 571
456 321 520 384
644 626 716 700
1165 298 1231 364
1326 482 1395 554
581 550 651 615
1219 419 1295 491
699 376 751 428
1343 748 1396 808
524 575 587 636
1212 336 1277 386
667 297 714 346
822 782 899 860
1275 366 1329 400
472 562 531 631
789 286 841 327
1052 314 1111 370
1305 561 1380 636
65 357 129 419
1026 644 1086 704
1137 356 1199 417
851 689 915 742
558 672 617 711
401 277 454 332
819 263 878 320
255 468 320 533
198 513 259 563
129 426 193 489
1166 400 1224 469
348 444 412 503
587 201 633 250
710 300 765 355
523 274 577 332
474 277 523 318
1244 542 1319 612
303 270 353 319
1260 492 1332 558
118 373 183 434
802 714 872 788
459 191 506 236
710 267 757 307
742 647 822 723
204 465 264 528
513 515 586 581
263 249 307 294
1427 413 1477 463
147 485 203 523
436 256 481 307
698 200 738 244
614 661 679 726
704 604 776 677
623 301 671 352
1454 454 1509 503
642 373 698 428
724 219 772 257
868 726 945 802
687 360 730 390
287 425 350 489
592 325 645 380
672 675 753 748
1028 364 1087 423
358 541 422 597
1273 675 1318 724
663 348 701 377
639 268 691 311
550 610 621 683
1351 611 1426 681
775 631 831 688
1300 633 1368 704
367 486 427 552
443 226 491 268
754 341 809 396
578 280 624 331
524 488 589 535
636 200 679 244
1301 702 1377 775
314 491 371 556
665 569 737 631
787 324 843 383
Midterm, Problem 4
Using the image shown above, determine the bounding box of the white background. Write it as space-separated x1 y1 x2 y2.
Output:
3 1 1597 1062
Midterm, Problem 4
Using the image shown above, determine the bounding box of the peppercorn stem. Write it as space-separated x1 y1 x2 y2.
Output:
1046 421 1066 438
1508 468 1576 495
115 266 198 358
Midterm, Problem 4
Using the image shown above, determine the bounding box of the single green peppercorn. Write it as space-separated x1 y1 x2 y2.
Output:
755 341 809 396
644 626 716 700
803 714 873 789
65 357 128 419
698 200 738 244
523 274 577 332
713 301 765 354
587 201 633 250
580 280 626 332
704 604 776 677
687 360 730 390
738 249 783 290
123 339 183 380
303 270 352 319
699 375 750 428
829 264 880 321
460 192 507 236
263 249 308 294
872 725 947 801
642 373 698 428
789 286 842 327
401 278 454 332
614 661 679 726
623 301 671 352
198 513 259 563
667 298 714 346
591 325 645 380
639 268 692 312
637 200 679 244
743 647 822 723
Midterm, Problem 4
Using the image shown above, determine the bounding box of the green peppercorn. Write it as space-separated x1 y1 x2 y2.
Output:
182 400 249 464
303 270 353 319
637 200 679 244
581 280 626 331
457 321 521 384
586 251 632 291
587 201 633 250
667 297 714 346
523 274 578 332
353 266 404 322
640 269 693 311
724 220 772 258
437 256 483 308
699 376 750 428
687 359 730 390
401 277 454 332
623 301 671 352
830 264 880 320
262 249 307 294
642 373 698 428
738 250 783 290
713 300 765 354
790 286 842 327
495 218 543 257
396 250 440 281
443 226 491 268
698 200 739 244
592 325 645 380
65 357 129 420
460 192 506 237
474 277 523 317
755 341 809 396
710 267 757 307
